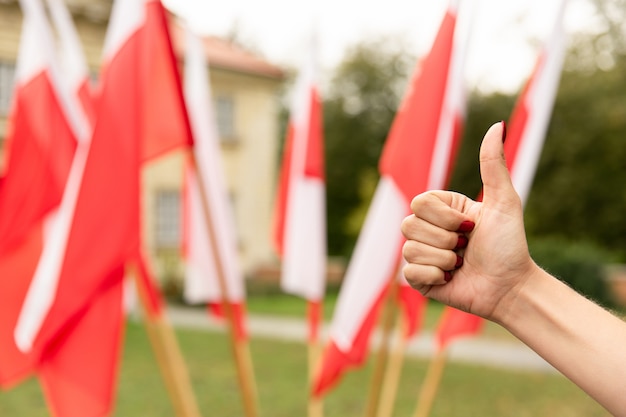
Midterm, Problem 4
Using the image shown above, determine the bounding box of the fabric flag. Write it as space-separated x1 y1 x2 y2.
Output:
27 3 125 416
0 0 77 253
12 1 193 415
181 27 247 340
435 0 568 352
313 0 467 397
0 0 87 387
272 33 326 342
397 0 473 339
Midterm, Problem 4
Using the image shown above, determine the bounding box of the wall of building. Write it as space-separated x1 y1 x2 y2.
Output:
0 2 22 166
143 67 283 280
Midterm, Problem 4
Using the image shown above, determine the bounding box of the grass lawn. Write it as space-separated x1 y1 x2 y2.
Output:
0 320 610 416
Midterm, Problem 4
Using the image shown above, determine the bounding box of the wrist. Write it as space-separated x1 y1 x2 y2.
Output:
490 261 549 329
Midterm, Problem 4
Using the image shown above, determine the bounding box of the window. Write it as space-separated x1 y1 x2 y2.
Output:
215 95 236 142
0 61 16 116
155 190 181 249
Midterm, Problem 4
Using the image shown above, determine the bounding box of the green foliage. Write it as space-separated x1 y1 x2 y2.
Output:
524 55 626 256
449 44 626 262
288 0 626 261
448 91 516 197
323 37 414 257
529 237 619 307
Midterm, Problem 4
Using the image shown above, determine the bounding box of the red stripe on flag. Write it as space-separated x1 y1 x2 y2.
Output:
503 59 536 174
272 124 295 256
304 87 324 180
140 1 194 162
38 270 124 417
442 111 464 190
378 10 456 202
435 307 484 351
0 72 77 251
0 225 44 387
312 285 388 397
397 285 428 338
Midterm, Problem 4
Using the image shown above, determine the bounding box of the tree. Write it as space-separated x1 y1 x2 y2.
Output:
449 0 626 259
448 92 515 197
525 54 626 256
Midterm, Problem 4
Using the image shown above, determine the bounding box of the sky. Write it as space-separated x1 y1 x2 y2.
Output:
163 0 602 93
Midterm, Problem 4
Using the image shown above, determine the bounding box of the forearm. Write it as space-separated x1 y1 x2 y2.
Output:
498 265 626 417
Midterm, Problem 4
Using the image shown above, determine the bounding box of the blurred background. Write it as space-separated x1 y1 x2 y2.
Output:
1 0 625 306
0 0 625 415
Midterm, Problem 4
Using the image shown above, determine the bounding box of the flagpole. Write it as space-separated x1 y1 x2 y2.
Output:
128 259 202 417
412 349 448 417
308 339 324 417
307 301 324 417
363 275 400 417
188 150 259 417
375 313 409 417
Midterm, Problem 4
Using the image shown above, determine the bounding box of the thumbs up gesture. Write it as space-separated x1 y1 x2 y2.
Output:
401 122 538 322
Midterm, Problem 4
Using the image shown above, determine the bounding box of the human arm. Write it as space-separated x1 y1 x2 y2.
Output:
401 122 626 416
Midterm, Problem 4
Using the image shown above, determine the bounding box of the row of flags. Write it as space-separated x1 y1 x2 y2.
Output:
0 0 568 415
275 0 568 401
0 0 228 415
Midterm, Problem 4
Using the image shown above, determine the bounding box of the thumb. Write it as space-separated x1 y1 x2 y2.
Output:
479 121 518 208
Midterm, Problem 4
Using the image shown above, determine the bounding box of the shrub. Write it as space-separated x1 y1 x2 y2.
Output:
528 237 618 308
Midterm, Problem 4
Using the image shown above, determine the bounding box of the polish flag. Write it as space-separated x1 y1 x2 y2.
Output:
12 1 193 415
272 34 326 342
181 27 247 340
0 0 78 253
313 0 468 396
435 0 568 352
0 0 87 386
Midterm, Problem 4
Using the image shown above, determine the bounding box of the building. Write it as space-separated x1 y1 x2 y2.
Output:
0 0 285 284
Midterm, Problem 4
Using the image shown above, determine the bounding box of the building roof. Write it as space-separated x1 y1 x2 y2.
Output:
169 21 284 81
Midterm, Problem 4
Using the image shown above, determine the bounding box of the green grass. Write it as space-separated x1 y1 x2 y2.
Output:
0 321 610 416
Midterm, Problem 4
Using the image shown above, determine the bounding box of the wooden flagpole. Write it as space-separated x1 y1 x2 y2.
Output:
128 261 202 417
375 314 409 417
412 349 448 417
308 339 324 417
188 151 259 417
308 302 324 417
363 277 400 417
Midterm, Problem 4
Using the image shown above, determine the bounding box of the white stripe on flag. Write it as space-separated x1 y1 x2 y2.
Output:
330 177 406 351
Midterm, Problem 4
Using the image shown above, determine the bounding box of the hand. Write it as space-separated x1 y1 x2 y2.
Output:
401 122 538 322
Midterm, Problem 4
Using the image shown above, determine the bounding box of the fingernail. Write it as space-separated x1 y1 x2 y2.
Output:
455 255 463 268
444 271 453 282
501 120 507 143
456 235 468 249
457 221 475 233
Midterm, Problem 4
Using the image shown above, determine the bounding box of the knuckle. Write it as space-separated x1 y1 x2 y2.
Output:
409 191 431 213
400 215 415 238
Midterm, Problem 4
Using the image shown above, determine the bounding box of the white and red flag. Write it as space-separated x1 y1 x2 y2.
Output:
0 2 78 254
272 34 326 342
181 27 247 340
313 0 469 396
435 0 568 352
10 1 193 415
0 0 88 387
